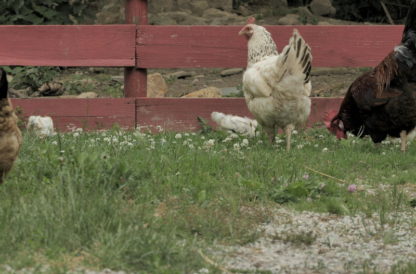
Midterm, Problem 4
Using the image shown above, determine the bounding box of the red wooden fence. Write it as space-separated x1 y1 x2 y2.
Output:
0 0 404 131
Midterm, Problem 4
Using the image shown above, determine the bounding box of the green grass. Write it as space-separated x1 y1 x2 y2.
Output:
1 127 416 272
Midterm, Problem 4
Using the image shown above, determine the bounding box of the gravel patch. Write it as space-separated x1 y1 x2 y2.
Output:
212 208 416 273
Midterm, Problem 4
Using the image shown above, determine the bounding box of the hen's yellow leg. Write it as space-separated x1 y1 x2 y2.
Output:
400 130 407 152
285 124 294 151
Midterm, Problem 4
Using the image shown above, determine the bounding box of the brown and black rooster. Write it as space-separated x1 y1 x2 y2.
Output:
325 0 416 151
0 68 22 183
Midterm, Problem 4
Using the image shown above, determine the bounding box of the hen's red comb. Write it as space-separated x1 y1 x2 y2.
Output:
247 17 256 24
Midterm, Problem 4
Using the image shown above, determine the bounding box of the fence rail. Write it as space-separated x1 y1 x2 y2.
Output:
0 0 403 131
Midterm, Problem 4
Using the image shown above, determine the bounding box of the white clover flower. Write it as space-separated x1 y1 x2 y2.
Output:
201 136 205 140
276 139 284 144
184 133 190 136
73 132 80 137
322 147 328 152
241 139 249 147
314 144 319 148
222 137 232 143
52 140 58 145
257 140 263 144
188 144 195 149
382 151 386 155
296 144 304 149
160 138 167 144
292 130 298 135
203 139 215 149
229 133 239 139
175 133 182 139
233 143 241 150
318 135 324 139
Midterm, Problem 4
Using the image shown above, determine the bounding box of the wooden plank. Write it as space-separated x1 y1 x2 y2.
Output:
124 0 148 97
11 98 136 130
135 97 343 132
125 0 148 25
136 25 404 68
0 25 136 67
124 68 147 97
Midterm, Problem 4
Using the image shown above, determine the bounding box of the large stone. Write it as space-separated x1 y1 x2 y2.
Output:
95 1 124 24
189 0 209 16
149 0 176 13
151 11 207 25
310 0 336 17
182 87 222 98
278 14 301 25
38 82 64 96
147 73 168 98
208 0 233 11
203 8 245 25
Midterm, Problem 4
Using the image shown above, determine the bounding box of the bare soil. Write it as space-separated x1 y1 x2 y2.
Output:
152 67 369 98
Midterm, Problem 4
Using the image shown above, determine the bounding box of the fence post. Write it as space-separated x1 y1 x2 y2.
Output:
124 0 147 97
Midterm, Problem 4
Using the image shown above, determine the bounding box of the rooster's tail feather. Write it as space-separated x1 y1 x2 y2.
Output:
403 0 416 40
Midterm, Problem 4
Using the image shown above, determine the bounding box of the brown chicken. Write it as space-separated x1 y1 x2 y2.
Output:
0 68 22 183
325 0 416 152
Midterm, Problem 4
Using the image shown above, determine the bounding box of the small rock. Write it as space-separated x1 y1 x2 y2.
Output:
77 92 98 99
111 75 124 83
278 14 300 25
220 68 243 77
318 21 331 25
182 87 221 98
147 73 168 98
191 78 199 85
8 88 27 98
167 71 194 79
220 87 242 97
310 0 336 17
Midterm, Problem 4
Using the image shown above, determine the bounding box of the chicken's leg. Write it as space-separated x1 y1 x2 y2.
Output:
264 127 276 144
400 130 407 152
285 124 295 151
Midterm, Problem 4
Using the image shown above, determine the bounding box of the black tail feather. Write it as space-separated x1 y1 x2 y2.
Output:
402 0 416 44
0 69 8 99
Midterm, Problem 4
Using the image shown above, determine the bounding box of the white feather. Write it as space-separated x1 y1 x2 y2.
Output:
27 116 55 137
211 111 258 137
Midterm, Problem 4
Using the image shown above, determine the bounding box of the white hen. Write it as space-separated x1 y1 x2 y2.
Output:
239 17 312 151
211 111 258 137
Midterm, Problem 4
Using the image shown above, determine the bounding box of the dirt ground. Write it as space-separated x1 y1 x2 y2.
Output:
153 67 368 98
